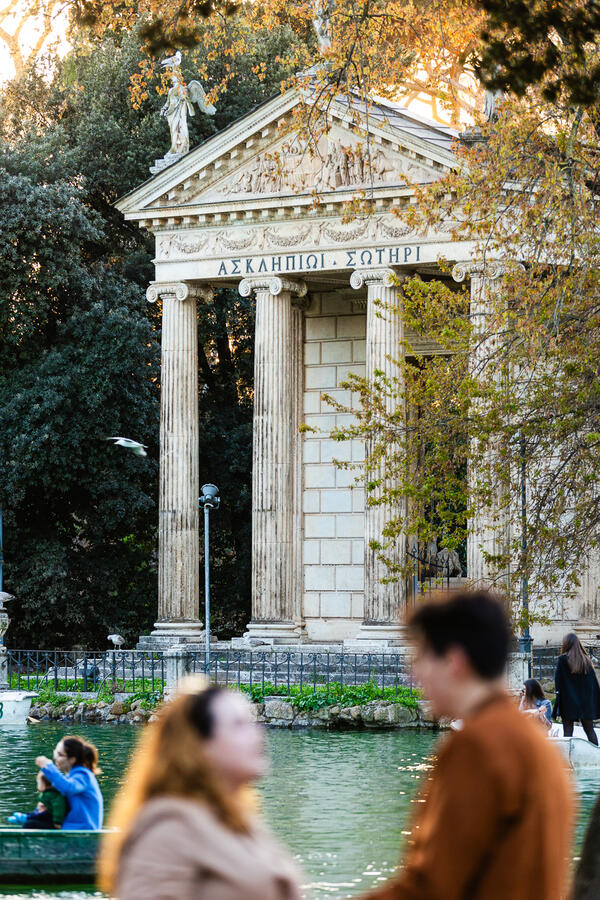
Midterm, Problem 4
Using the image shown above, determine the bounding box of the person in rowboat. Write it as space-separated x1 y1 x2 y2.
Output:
98 678 302 900
35 736 103 831
7 770 68 829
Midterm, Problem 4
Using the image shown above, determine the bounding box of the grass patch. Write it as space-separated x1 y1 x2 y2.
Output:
11 675 165 695
27 680 419 715
240 681 420 711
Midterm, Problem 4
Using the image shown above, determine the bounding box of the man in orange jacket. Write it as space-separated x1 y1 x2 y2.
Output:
363 589 575 900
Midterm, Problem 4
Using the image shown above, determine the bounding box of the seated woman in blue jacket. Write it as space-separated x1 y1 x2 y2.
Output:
35 735 103 830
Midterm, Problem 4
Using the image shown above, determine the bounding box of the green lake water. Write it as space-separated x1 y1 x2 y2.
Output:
0 723 598 899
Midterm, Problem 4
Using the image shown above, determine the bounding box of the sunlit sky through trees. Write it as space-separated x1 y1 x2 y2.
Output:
0 0 70 80
0 1 479 125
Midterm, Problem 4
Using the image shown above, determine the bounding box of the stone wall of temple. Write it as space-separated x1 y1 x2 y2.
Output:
302 292 367 640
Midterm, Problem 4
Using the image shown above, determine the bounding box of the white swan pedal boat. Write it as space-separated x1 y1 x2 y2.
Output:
549 724 600 770
450 719 600 770
0 690 38 725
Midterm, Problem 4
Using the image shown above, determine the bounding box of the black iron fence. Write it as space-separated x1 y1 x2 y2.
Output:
8 646 584 697
6 650 165 694
187 649 413 693
531 648 559 682
5 648 414 697
531 644 600 682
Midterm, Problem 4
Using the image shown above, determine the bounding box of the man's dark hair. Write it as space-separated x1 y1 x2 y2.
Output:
408 589 511 679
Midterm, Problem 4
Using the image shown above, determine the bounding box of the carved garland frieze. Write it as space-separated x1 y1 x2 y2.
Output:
214 230 259 252
320 220 371 243
378 218 413 239
156 215 419 261
159 235 209 257
264 226 312 248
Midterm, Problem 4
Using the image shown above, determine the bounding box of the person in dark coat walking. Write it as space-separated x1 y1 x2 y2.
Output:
554 632 600 744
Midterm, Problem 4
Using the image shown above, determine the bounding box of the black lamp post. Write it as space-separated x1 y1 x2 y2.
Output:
199 484 220 674
519 436 532 672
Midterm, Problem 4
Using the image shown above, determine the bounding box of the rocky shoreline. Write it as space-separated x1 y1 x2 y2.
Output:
29 697 441 730
29 698 153 726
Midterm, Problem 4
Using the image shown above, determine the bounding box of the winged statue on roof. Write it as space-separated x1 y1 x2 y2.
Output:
311 0 334 52
159 53 216 159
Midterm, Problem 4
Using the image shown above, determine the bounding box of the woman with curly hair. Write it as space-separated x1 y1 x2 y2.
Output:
98 679 301 900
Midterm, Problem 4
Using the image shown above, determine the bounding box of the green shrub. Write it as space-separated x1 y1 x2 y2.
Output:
129 689 163 710
239 681 420 711
28 679 419 715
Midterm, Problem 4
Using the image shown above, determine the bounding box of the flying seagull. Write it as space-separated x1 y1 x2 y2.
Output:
106 437 147 457
161 51 182 69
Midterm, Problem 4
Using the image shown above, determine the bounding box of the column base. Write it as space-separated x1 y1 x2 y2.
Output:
233 621 305 647
137 620 206 651
574 624 600 643
345 622 408 649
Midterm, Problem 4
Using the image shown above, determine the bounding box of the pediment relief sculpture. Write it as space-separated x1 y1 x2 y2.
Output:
222 137 432 198
168 128 435 207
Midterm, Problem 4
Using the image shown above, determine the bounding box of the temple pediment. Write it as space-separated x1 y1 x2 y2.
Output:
170 123 441 207
117 90 457 224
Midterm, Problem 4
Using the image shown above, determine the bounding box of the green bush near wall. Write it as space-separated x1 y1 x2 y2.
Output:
24 680 420 714
240 681 420 711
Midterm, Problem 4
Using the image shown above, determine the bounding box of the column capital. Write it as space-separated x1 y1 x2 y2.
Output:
146 281 214 303
238 276 307 299
350 268 405 291
451 259 524 283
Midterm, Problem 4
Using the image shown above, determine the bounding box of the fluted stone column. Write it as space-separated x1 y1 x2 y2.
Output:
452 261 509 589
239 276 307 643
576 551 600 640
146 281 212 644
291 297 308 637
351 268 406 644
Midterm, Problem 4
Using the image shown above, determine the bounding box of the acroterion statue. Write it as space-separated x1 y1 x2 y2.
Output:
311 0 334 53
150 53 216 172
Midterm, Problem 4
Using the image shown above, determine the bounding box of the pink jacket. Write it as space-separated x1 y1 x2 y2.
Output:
115 796 302 900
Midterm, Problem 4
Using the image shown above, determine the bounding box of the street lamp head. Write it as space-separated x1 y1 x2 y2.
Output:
200 483 220 508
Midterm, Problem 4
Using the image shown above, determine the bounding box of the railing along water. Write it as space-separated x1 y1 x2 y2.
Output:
6 649 165 695
186 649 414 695
6 649 414 698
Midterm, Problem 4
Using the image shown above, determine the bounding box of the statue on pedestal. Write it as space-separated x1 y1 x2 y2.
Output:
161 72 216 157
150 53 217 174
0 592 12 690
484 86 504 122
0 592 11 643
312 0 334 53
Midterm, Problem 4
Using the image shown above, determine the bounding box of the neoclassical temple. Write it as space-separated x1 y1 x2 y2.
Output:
118 88 599 646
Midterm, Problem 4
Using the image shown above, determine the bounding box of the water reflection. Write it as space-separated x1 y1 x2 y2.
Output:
261 730 437 897
0 725 598 899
